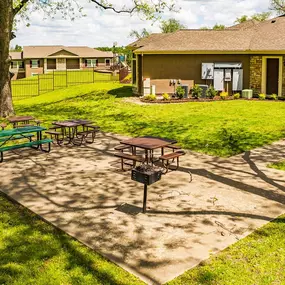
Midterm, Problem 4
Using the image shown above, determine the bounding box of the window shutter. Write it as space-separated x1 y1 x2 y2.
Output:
85 60 88 67
38 60 40 67
30 60 32 68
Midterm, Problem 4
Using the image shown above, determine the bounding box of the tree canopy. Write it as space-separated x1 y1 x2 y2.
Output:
129 28 151 40
160 18 186 33
270 0 285 14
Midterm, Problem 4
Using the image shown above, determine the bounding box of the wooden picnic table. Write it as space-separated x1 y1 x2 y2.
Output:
52 119 95 145
0 126 52 162
8 116 35 128
120 136 177 164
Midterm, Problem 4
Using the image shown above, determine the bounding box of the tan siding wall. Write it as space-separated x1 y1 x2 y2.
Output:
140 54 250 95
25 59 44 77
81 58 113 69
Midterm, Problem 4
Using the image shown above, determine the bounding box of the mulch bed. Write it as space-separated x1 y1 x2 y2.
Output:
140 96 281 104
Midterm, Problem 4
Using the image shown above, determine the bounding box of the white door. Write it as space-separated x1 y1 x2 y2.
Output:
214 69 224 91
232 69 243 91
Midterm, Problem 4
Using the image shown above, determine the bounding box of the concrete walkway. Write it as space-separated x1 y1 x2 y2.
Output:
1 132 285 285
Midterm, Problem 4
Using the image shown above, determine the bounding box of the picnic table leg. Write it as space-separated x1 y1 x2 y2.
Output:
143 184 147 213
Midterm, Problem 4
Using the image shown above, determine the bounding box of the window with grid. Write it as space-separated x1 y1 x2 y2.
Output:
86 59 97 67
31 60 39 68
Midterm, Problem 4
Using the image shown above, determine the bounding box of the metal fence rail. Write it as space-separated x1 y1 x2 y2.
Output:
12 68 119 100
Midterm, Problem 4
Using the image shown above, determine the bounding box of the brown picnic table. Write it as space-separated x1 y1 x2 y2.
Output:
51 119 99 145
116 136 186 213
8 116 37 128
120 136 177 164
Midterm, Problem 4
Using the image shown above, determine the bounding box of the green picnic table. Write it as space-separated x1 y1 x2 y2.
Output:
0 126 52 162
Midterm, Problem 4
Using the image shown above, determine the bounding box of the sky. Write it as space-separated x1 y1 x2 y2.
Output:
11 0 274 48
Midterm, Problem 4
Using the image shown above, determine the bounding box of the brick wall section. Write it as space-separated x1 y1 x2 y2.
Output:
249 56 262 95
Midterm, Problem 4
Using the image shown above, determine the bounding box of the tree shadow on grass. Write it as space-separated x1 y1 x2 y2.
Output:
107 86 133 98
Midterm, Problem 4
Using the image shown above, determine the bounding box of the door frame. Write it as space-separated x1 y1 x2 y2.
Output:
261 56 283 97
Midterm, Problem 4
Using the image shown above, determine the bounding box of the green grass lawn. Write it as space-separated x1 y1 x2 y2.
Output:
1 192 285 285
13 82 285 157
11 71 119 99
268 160 285 171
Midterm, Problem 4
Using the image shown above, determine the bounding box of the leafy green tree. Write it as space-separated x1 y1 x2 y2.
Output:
10 44 22 51
160 18 186 33
0 0 176 117
200 26 209 30
270 0 285 14
129 28 151 40
235 12 271 24
200 24 225 30
235 15 249 23
251 12 271 21
212 24 225 30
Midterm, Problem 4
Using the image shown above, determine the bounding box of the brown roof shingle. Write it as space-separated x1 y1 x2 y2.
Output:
23 46 113 58
9 52 23 60
133 16 285 53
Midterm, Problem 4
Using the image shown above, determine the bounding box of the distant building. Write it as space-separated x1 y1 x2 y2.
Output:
9 45 113 80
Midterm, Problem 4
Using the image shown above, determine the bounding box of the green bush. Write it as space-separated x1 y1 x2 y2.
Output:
259 93 266 100
144 94 156 101
233 93 241 99
176 86 185 99
220 91 228 100
206 86 218 99
162 93 170 100
271 94 278 100
191 84 203 99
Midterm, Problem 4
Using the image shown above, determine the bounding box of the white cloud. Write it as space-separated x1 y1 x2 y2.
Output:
11 0 273 48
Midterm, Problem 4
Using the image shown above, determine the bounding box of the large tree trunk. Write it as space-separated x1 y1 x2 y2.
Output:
0 0 14 118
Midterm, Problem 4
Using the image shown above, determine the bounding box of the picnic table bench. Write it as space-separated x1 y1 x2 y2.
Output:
0 126 52 162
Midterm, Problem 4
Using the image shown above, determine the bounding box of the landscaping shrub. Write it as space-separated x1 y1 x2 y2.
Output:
144 94 156 101
220 91 228 100
233 93 240 99
176 86 185 99
259 93 266 100
206 86 218 99
191 84 203 99
162 93 170 100
270 93 278 100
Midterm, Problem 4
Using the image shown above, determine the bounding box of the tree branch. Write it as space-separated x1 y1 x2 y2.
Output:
89 0 137 14
13 0 30 16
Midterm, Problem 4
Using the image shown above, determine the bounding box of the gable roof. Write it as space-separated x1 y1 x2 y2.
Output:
9 52 23 60
127 33 171 49
226 19 260 30
131 15 285 53
23 46 113 58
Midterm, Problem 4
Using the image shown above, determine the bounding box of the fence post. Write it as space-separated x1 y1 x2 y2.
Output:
53 70 54 91
93 66 95 83
38 74 40 96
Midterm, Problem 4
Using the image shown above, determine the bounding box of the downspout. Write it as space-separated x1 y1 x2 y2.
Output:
141 53 144 96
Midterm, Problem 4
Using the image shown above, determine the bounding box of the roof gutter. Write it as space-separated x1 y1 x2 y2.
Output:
133 50 285 55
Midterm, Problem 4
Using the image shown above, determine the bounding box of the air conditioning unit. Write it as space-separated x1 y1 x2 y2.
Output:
242 89 253 99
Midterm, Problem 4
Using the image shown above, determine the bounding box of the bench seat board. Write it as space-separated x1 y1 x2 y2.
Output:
0 139 52 152
0 134 34 142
